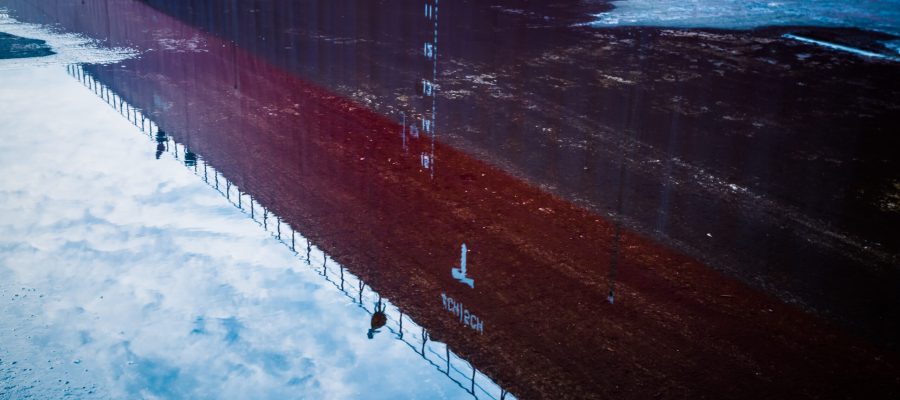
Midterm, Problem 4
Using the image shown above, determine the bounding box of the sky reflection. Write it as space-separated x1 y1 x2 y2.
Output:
0 65 473 399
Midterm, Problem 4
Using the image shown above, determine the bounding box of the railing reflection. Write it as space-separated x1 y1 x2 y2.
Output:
67 63 514 400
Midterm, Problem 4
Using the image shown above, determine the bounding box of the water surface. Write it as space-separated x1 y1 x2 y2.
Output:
1 0 899 399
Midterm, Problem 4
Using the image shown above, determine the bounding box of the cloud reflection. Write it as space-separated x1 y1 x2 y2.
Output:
0 66 468 399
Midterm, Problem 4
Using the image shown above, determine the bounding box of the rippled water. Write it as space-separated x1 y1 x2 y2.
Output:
593 0 900 36
0 11 135 68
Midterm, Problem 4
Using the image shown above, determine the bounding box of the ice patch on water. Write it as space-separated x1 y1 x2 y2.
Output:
783 33 900 61
0 9 136 69
591 0 900 36
884 39 900 55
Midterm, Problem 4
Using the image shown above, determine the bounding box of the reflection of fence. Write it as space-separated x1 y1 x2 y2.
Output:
67 64 514 400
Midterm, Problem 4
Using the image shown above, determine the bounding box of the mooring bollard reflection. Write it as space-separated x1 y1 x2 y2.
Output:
368 299 387 339
1 0 899 398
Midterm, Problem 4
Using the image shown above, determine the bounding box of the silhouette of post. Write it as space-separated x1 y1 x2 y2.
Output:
305 239 311 264
398 311 404 339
